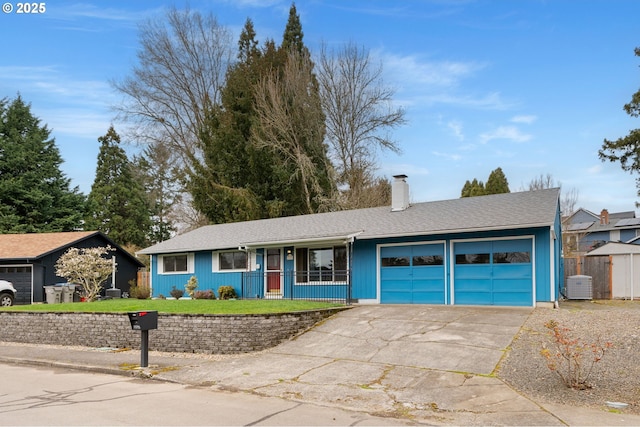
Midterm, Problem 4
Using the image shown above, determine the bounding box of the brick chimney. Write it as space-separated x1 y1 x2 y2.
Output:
391 174 410 212
600 209 609 225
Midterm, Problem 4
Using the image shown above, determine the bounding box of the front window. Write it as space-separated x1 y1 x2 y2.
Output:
296 246 347 283
219 251 248 270
162 254 188 273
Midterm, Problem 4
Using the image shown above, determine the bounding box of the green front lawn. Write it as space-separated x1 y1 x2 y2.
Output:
1 299 344 315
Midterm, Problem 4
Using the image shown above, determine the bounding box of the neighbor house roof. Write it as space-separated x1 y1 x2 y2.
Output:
587 241 640 256
0 231 98 259
0 231 144 266
139 188 560 255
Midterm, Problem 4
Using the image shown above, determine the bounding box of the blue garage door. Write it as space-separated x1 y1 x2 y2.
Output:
380 243 445 304
454 239 532 306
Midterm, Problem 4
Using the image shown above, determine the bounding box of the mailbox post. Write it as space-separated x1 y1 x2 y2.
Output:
127 311 158 367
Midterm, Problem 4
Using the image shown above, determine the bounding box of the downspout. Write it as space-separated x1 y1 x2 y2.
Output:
631 253 634 301
347 236 355 304
148 256 153 297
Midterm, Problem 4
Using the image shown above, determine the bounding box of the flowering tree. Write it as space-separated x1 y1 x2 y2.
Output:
55 246 115 302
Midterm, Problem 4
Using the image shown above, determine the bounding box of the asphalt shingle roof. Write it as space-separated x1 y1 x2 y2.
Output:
0 231 98 259
138 188 560 255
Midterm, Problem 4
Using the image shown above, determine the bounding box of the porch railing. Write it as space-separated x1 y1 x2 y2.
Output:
241 270 352 304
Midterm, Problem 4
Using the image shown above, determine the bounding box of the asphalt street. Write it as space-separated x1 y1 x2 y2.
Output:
0 364 412 426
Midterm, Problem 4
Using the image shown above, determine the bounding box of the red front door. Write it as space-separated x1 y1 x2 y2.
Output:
266 249 281 293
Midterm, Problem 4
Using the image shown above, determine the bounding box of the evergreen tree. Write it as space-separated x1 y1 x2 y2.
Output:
85 126 151 247
281 3 309 57
266 3 334 214
485 167 510 194
192 19 274 223
599 47 640 201
194 9 335 222
461 179 485 197
132 141 180 243
0 95 85 233
461 167 510 197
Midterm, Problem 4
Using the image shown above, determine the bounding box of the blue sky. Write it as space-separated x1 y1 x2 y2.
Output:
1 0 639 216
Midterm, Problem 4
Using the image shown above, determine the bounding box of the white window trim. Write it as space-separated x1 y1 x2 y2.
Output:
158 253 194 275
295 245 349 285
212 250 255 273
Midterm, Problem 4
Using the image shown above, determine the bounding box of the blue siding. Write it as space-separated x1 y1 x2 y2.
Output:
151 252 244 298
571 210 598 224
147 204 562 307
351 240 378 300
621 229 638 242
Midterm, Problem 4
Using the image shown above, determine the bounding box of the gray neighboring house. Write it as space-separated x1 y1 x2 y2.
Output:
564 208 640 254
139 177 563 307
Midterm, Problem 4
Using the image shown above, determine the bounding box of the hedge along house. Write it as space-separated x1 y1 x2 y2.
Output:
139 176 562 307
0 231 144 304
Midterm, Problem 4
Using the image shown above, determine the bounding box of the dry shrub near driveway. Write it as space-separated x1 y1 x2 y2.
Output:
498 300 640 414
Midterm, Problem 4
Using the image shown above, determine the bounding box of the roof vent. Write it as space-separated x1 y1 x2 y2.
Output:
391 174 410 212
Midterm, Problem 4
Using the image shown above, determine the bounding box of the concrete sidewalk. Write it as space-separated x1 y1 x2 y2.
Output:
1 305 640 426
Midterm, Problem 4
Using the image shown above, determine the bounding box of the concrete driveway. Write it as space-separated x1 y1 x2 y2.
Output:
159 304 570 424
276 304 528 375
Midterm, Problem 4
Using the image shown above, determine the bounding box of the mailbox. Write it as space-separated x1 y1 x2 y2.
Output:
127 311 158 331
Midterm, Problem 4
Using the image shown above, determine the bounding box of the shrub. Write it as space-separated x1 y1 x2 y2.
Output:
540 319 613 390
218 285 237 300
169 286 184 299
157 294 166 300
185 275 198 298
129 285 151 299
193 289 216 300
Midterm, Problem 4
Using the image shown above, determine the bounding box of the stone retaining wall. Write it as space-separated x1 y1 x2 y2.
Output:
0 308 345 354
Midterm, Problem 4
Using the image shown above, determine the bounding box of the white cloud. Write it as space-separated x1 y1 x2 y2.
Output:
382 52 484 88
380 163 430 177
511 115 537 124
447 120 464 141
432 151 462 161
588 164 603 174
48 4 160 23
479 126 532 144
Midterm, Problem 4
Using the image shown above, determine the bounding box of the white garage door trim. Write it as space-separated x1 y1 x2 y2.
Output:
376 240 447 304
450 235 536 307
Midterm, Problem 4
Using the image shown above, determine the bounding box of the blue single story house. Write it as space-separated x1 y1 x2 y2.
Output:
138 176 562 307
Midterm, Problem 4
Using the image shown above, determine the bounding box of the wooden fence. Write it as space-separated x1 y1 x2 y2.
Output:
137 269 150 289
563 256 611 299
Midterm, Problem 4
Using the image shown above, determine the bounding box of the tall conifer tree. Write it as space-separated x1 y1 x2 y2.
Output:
0 96 85 233
485 167 510 194
85 126 151 247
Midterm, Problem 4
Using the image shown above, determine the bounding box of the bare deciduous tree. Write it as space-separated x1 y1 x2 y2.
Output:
317 42 406 208
252 50 334 214
527 173 556 191
111 7 233 177
524 173 579 217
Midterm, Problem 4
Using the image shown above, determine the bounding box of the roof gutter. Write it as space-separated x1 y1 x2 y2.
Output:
240 231 363 249
357 222 555 241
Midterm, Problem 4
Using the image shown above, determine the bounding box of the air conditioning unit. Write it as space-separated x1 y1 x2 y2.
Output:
565 275 593 300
